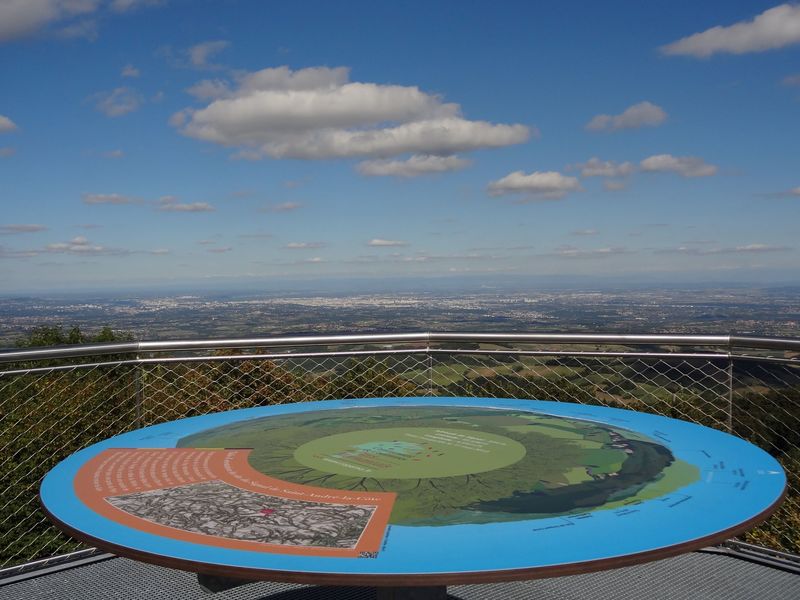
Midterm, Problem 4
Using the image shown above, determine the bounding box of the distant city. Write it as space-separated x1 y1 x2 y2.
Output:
1 284 798 347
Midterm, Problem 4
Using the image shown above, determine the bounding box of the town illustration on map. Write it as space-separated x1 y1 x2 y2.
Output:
107 480 377 549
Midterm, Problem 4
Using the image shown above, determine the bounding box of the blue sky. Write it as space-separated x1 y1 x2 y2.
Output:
1 0 799 292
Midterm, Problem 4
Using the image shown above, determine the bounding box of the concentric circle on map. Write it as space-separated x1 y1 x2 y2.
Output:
293 427 527 479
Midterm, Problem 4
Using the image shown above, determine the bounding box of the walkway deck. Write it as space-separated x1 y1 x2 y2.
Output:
2 551 800 600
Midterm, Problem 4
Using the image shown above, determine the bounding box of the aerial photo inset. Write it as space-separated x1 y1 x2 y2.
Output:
107 479 375 548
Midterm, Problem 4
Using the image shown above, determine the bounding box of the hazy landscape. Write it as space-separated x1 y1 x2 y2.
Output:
2 284 798 347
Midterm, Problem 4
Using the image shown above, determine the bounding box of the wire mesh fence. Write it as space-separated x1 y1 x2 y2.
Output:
0 360 139 570
1 334 798 577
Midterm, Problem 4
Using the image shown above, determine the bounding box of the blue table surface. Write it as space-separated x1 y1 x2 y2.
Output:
41 397 786 578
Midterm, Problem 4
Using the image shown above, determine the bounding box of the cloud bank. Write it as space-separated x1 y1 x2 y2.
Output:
488 171 582 199
187 40 229 69
174 66 530 167
586 101 667 132
574 157 636 178
92 87 143 117
640 154 718 178
83 192 136 205
357 155 471 177
0 115 17 133
661 4 800 58
157 196 214 212
783 73 800 86
0 0 164 43
0 224 48 234
368 239 409 247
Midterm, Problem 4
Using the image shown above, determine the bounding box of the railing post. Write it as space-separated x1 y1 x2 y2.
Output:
727 344 734 435
426 334 434 397
135 359 144 428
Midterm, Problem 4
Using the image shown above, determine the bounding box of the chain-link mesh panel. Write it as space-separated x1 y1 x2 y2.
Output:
0 362 138 570
138 353 431 426
731 359 800 553
1 340 799 577
430 351 732 429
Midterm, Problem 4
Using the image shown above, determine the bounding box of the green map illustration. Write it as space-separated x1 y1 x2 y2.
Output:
179 406 699 526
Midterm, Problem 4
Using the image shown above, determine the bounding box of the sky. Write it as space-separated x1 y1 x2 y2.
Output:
1 0 799 293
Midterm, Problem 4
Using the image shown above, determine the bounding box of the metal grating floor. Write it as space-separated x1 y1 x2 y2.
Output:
2 552 800 600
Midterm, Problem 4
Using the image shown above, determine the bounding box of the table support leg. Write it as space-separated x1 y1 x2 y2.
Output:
375 586 448 600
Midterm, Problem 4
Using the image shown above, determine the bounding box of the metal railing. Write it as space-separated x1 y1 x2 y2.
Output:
1 332 799 578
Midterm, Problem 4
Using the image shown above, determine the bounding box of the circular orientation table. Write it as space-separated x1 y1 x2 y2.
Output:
41 397 786 598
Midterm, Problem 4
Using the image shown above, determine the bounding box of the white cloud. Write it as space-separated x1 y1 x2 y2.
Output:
83 192 135 204
357 154 471 177
0 245 40 259
286 241 325 249
0 224 48 234
657 243 790 255
661 4 800 58
0 115 17 133
167 109 189 128
102 149 124 158
186 79 230 100
92 87 143 117
174 65 530 161
148 248 170 255
487 170 582 199
230 149 264 161
586 101 667 132
734 243 788 253
56 18 97 40
570 229 599 236
0 0 162 43
640 154 718 177
157 196 214 212
121 64 140 78
763 185 800 198
187 40 229 69
782 73 800 86
111 0 164 12
551 246 631 259
604 180 627 191
367 239 409 247
46 235 120 255
574 157 636 177
237 66 350 94
0 0 99 42
0 147 15 158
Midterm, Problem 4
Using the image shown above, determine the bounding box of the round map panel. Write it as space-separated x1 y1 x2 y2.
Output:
180 405 697 526
40 397 786 583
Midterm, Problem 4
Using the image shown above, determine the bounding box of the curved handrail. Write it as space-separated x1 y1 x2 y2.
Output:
0 332 798 366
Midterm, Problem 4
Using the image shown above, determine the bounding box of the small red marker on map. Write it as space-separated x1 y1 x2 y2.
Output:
260 508 275 516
